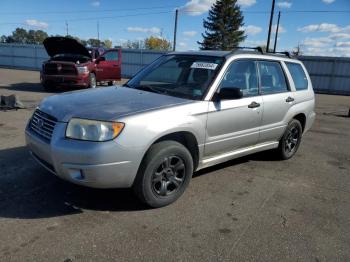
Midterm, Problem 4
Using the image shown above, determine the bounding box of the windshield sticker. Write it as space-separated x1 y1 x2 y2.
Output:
191 62 218 70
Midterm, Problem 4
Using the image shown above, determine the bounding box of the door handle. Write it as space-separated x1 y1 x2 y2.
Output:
286 96 295 102
248 101 260 108
112 65 119 67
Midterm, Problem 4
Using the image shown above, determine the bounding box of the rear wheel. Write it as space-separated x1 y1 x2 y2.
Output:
133 141 193 208
277 119 303 160
88 73 97 88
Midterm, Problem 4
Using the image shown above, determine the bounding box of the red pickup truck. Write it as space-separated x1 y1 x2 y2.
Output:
41 37 121 91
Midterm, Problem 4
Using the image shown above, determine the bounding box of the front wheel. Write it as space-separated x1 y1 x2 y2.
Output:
277 119 303 160
42 82 56 92
88 73 97 88
133 141 193 208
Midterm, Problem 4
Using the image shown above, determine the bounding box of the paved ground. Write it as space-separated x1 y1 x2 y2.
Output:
0 68 349 262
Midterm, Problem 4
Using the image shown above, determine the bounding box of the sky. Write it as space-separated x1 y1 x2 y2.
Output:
1 0 350 56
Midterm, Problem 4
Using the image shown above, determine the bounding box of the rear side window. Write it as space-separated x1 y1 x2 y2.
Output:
258 61 288 94
286 62 308 91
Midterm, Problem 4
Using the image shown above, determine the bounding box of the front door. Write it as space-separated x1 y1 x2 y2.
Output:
95 49 121 81
204 60 263 157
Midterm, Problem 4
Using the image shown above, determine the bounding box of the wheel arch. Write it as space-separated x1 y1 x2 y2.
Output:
144 131 200 171
293 113 306 132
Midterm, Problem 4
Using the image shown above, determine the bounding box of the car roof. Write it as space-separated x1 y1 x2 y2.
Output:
169 50 300 62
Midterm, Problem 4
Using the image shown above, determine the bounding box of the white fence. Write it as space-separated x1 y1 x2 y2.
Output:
0 43 349 95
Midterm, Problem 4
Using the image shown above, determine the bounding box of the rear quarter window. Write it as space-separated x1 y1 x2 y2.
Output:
286 62 308 91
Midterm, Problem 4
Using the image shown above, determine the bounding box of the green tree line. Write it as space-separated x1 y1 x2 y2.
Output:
0 27 113 48
1 27 173 51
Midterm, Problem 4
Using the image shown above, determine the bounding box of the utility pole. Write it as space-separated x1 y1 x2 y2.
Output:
97 21 100 46
173 9 178 51
273 11 281 53
266 0 275 52
65 21 69 36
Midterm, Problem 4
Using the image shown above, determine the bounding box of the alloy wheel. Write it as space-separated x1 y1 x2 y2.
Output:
151 156 185 197
284 126 300 153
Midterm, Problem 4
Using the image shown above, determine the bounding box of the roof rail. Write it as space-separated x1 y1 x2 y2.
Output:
267 51 292 58
234 46 264 54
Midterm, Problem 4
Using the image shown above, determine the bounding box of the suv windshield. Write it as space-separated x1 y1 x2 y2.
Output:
125 55 224 100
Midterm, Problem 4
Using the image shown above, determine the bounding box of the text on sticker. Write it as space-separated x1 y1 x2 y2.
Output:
191 62 218 70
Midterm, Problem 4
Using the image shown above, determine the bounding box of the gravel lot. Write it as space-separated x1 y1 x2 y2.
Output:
0 68 349 262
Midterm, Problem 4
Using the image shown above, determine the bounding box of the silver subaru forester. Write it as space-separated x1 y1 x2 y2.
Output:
26 50 315 207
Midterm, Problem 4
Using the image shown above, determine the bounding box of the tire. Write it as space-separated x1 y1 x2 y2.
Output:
277 119 303 160
88 73 97 88
42 82 55 92
133 141 193 208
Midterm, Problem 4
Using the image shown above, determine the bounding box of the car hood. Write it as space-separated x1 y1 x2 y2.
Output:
43 37 91 58
39 87 192 122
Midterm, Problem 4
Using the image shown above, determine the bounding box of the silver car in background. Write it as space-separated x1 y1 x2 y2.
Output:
25 50 315 207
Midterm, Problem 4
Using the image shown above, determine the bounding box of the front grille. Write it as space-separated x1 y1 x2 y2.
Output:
30 110 57 141
44 63 77 75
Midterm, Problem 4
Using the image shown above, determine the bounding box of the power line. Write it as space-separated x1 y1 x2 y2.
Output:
181 10 350 14
0 10 173 25
1 9 349 26
0 5 179 15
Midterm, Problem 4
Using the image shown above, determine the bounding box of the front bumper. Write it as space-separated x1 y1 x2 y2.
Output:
41 74 89 88
25 122 140 188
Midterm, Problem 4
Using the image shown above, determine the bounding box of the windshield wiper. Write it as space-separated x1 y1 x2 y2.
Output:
133 85 166 95
123 83 132 88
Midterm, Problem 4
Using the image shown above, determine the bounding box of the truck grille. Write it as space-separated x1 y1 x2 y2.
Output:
44 63 77 75
30 110 57 141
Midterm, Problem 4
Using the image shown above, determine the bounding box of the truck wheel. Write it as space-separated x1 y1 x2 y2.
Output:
277 119 302 160
43 83 55 92
133 141 193 208
89 73 97 88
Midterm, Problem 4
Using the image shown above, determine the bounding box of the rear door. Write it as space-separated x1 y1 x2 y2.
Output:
95 49 121 81
258 60 294 143
204 59 263 157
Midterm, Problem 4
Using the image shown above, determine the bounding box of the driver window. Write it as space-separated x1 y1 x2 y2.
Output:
220 60 259 97
104 51 119 62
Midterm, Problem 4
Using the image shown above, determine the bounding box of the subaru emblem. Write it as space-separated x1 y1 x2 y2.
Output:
37 119 44 128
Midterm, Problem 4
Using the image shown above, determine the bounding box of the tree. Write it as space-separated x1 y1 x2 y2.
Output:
12 28 29 44
0 35 7 43
122 40 143 49
198 0 246 50
103 39 112 48
87 38 101 47
144 36 172 51
27 30 48 44
292 44 303 56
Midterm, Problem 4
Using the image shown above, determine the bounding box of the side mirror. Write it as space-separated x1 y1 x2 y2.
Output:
217 87 243 100
96 56 106 64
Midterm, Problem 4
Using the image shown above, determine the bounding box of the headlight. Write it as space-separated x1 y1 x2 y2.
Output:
66 118 124 142
77 66 89 74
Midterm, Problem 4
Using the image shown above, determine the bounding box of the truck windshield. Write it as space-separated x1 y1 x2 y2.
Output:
125 55 224 100
52 54 90 63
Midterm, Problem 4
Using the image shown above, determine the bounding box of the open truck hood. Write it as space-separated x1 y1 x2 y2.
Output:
43 37 91 58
